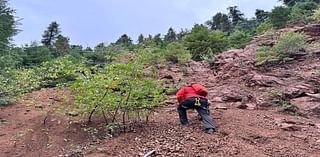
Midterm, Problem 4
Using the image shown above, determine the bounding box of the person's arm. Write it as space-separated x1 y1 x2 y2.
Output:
176 88 185 103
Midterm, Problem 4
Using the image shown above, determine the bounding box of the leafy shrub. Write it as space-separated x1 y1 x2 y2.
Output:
162 42 191 64
270 6 291 28
256 46 280 65
267 90 298 115
183 24 229 61
289 2 318 24
71 58 165 125
37 55 86 88
228 30 252 49
256 23 273 35
274 32 307 55
20 44 53 67
311 8 320 22
0 68 41 105
256 32 307 65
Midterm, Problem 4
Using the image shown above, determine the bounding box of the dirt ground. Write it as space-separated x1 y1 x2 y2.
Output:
0 87 320 157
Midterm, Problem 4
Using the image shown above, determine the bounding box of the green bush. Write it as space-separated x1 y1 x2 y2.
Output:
228 30 252 49
289 2 319 24
183 24 229 61
256 32 307 65
274 32 307 55
36 55 86 88
162 42 191 64
256 23 273 35
71 58 165 124
311 8 320 22
270 6 291 28
0 68 41 105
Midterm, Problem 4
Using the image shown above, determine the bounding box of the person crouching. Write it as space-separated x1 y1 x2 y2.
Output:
176 83 216 134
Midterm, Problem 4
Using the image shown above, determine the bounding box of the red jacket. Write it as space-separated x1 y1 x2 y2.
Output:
176 86 208 103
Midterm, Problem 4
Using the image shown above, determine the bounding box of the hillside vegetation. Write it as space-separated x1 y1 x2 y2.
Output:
1 0 320 156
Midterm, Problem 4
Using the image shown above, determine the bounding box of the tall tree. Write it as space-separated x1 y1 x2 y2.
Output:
255 9 270 23
270 6 291 28
177 29 189 41
183 24 228 61
0 0 19 51
206 12 232 32
115 34 132 46
164 27 177 42
54 35 70 56
227 6 245 26
138 34 144 44
41 21 60 46
153 33 163 46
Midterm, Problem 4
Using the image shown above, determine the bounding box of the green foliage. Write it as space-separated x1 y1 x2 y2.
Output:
274 32 307 54
256 32 307 65
20 43 53 67
311 7 320 22
183 24 228 61
228 30 252 49
268 90 298 114
270 6 291 28
134 43 191 65
256 23 273 35
206 12 232 32
289 2 318 24
138 34 144 44
235 19 258 34
37 55 86 88
256 46 281 65
164 28 177 43
115 34 133 47
280 0 320 6
228 6 245 26
71 58 165 124
0 0 19 51
162 42 191 64
0 68 41 105
54 35 70 56
41 21 61 46
255 9 270 24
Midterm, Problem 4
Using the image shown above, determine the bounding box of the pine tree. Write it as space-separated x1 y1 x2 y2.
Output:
0 0 19 51
228 6 245 26
41 21 61 46
54 35 70 56
164 27 177 42
255 9 270 23
138 34 144 44
206 12 232 32
115 34 133 46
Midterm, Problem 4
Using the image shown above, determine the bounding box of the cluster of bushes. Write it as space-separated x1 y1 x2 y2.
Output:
256 32 307 65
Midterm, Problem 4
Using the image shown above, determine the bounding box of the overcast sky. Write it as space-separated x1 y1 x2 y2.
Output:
10 0 282 47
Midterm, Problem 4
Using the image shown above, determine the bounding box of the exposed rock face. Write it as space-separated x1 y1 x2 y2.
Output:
159 23 320 116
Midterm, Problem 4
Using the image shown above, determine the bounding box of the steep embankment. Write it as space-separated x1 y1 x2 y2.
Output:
1 24 320 157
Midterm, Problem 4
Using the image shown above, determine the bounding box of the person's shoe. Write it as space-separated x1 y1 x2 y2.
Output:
205 128 215 134
181 123 189 127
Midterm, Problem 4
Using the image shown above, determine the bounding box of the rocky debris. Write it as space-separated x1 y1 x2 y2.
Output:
297 24 320 41
236 103 256 110
222 94 243 102
245 73 284 87
284 87 306 99
281 123 302 131
291 97 320 116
